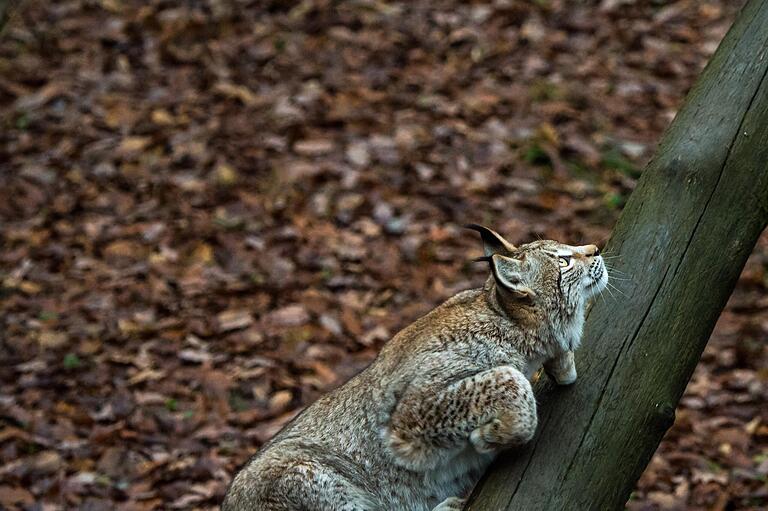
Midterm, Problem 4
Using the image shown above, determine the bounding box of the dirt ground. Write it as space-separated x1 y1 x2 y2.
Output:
1 1 766 509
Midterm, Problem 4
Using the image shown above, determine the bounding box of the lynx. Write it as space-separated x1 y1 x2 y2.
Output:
223 225 608 511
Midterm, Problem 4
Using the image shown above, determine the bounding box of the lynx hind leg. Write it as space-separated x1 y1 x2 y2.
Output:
224 458 378 511
469 368 537 454
432 496 466 510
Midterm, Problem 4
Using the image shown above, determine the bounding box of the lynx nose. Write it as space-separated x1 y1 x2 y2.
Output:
585 245 600 257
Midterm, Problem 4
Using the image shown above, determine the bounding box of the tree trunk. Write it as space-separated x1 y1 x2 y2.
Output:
466 1 768 509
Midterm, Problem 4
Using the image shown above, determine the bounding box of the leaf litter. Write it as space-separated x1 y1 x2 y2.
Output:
1 1 765 510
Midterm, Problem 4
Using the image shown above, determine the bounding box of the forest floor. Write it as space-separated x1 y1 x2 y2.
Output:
1 1 767 509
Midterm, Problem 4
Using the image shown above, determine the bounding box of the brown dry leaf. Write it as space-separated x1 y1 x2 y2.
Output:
104 240 146 261
117 136 152 155
217 310 254 333
151 108 175 125
293 139 335 156
691 468 728 485
128 369 166 385
0 486 34 507
213 82 260 106
537 123 560 147
38 331 68 349
190 243 215 265
103 100 140 129
340 307 363 337
265 304 310 328
29 450 63 474
646 490 683 510
16 82 65 109
268 390 293 413
360 325 389 346
178 349 212 364
214 162 239 186
18 280 42 294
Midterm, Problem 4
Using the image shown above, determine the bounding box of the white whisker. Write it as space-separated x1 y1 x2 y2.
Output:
606 280 627 297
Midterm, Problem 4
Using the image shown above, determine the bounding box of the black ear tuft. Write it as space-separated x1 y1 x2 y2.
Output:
465 224 517 256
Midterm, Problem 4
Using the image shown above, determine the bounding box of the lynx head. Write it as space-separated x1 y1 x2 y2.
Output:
467 224 608 327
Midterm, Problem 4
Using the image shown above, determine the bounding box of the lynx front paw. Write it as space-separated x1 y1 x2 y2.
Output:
432 496 465 511
544 351 577 386
552 365 577 385
470 415 535 454
470 423 500 453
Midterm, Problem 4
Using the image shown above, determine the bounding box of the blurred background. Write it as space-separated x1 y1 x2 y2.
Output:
1 0 767 509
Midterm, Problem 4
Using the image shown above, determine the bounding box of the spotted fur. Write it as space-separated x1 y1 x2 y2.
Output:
223 225 608 511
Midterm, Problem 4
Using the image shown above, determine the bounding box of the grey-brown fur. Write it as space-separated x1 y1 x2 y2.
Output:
223 225 608 511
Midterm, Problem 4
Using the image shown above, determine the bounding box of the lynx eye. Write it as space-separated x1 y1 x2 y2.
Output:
558 256 573 269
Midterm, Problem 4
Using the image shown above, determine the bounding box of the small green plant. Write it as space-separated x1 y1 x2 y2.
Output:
319 268 334 282
165 398 179 412
602 148 640 178
38 310 59 322
16 113 30 130
603 192 625 209
228 390 250 412
63 353 82 370
523 143 551 166
529 79 562 102
566 160 594 180
705 458 724 473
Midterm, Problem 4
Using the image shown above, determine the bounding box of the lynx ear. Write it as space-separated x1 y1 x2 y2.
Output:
490 254 536 300
465 224 517 256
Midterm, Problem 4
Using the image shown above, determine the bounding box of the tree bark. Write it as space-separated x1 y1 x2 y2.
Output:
466 1 768 509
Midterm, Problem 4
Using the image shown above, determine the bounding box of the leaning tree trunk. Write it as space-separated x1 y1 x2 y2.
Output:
466 1 768 510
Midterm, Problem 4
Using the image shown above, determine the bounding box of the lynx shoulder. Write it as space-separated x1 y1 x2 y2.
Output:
223 224 608 511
